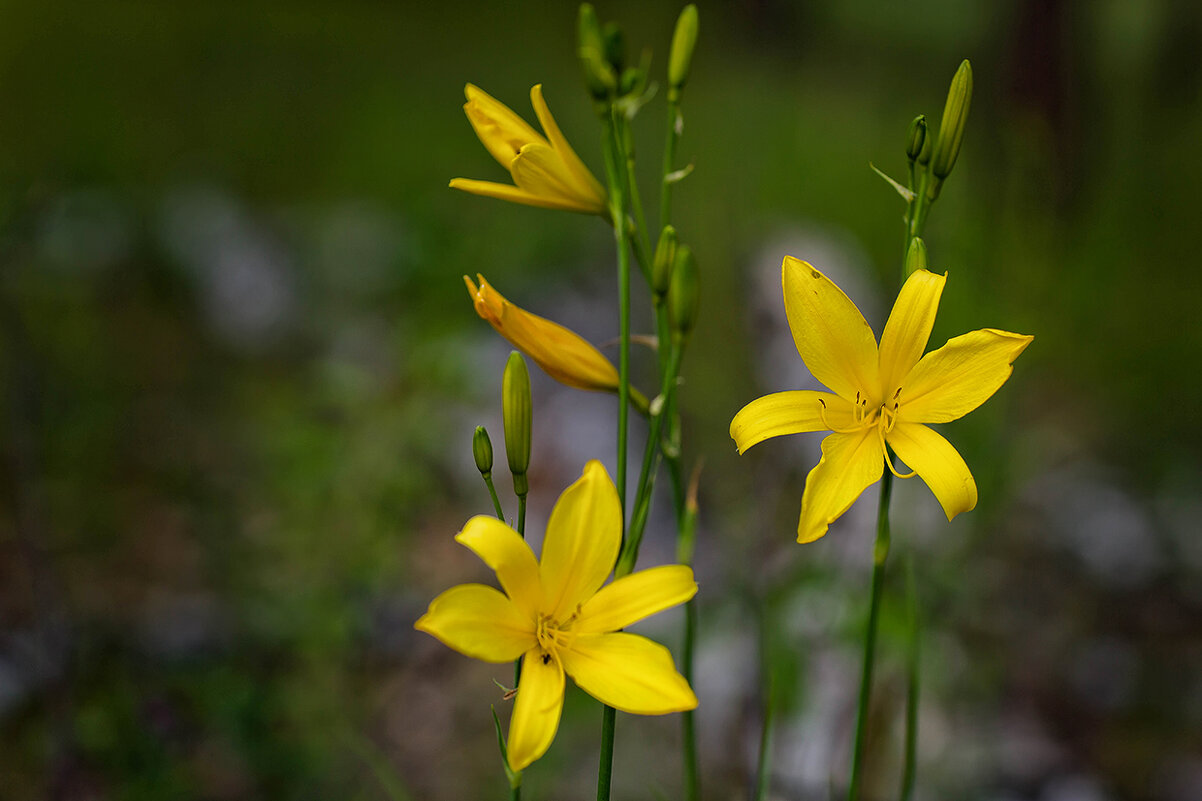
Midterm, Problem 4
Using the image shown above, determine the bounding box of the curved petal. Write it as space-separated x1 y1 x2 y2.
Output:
561 632 697 714
507 649 566 772
886 422 977 520
464 274 621 392
797 428 884 543
782 257 880 404
463 83 544 167
530 84 607 203
510 143 606 215
540 461 622 620
576 565 697 634
415 583 534 663
729 390 852 454
449 178 593 213
878 269 946 397
455 516 541 618
902 329 1033 423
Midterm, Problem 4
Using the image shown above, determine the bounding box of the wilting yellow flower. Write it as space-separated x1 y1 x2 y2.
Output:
415 461 698 772
450 84 607 215
465 274 649 413
731 258 1032 543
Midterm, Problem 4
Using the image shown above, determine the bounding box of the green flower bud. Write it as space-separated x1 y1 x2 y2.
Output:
905 115 927 163
668 5 699 99
578 4 615 99
652 225 678 297
472 426 493 478
931 59 972 181
668 244 699 338
502 351 532 496
904 237 928 278
603 22 626 75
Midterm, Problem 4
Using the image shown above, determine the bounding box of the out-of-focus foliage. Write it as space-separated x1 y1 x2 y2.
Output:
2 1 1200 799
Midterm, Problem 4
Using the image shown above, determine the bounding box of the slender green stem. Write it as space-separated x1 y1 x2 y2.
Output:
661 98 681 229
846 467 893 801
597 705 617 801
596 99 632 801
900 554 921 801
616 342 683 576
682 596 699 801
483 475 505 522
620 116 652 281
513 492 528 688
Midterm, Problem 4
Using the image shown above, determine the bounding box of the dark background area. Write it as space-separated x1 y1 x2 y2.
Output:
2 1 1200 799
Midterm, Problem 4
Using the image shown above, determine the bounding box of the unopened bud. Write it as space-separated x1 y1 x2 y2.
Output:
668 245 699 338
652 225 678 297
931 60 972 181
904 237 928 278
603 22 626 75
905 115 927 163
578 4 615 99
668 5 699 99
502 352 532 495
472 426 494 478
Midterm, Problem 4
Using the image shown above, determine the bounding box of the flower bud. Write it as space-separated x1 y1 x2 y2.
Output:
603 22 626 75
668 5 699 99
652 225 678 297
905 115 927 164
904 237 928 279
502 351 532 496
931 59 972 180
472 426 494 478
668 244 699 338
578 4 615 99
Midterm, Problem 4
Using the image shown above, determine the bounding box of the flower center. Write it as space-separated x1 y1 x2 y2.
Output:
534 609 579 664
818 390 915 479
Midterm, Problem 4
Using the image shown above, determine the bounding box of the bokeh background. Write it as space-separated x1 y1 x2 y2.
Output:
2 1 1201 799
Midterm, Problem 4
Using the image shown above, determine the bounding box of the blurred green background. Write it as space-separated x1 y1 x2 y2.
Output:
2 1 1201 799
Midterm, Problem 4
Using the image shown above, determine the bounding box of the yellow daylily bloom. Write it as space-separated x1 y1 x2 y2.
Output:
415 461 698 773
450 84 608 215
465 274 650 411
730 258 1032 543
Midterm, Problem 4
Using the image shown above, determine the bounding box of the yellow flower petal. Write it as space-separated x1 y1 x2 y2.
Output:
729 390 853 454
561 632 698 714
878 269 946 397
901 329 1034 424
510 142 598 212
449 178 593 213
454 516 542 619
886 422 977 520
576 565 697 635
507 649 565 772
782 257 881 404
455 83 606 215
529 84 607 205
463 274 623 392
463 83 545 168
539 461 622 621
414 583 534 663
797 429 884 543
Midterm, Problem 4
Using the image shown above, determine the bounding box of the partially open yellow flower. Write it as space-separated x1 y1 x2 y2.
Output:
450 84 607 215
730 258 1032 543
415 461 698 772
465 274 649 411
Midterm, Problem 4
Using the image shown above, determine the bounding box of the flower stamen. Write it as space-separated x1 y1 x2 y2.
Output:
818 397 872 435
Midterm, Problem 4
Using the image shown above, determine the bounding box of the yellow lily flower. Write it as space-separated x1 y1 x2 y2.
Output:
449 84 608 215
730 258 1032 543
465 274 649 411
415 460 698 772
